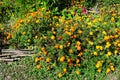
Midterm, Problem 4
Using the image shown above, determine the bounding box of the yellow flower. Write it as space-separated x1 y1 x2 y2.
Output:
102 31 107 35
96 61 102 68
78 52 83 57
87 22 93 26
1 27 4 31
51 35 55 40
76 46 81 51
78 30 82 34
114 35 119 38
106 51 112 57
35 35 38 39
113 42 117 46
46 57 51 62
112 13 116 16
58 73 62 78
97 68 101 73
98 17 103 21
92 19 97 23
65 31 72 36
28 39 31 42
52 27 55 31
59 45 63 49
103 22 107 25
76 41 81 45
96 46 100 50
93 52 98 56
89 31 93 35
7 35 11 39
43 36 47 40
63 68 67 73
118 43 120 47
111 17 115 22
110 66 115 71
37 52 41 55
35 57 39 62
60 56 65 62
55 22 59 27
114 50 118 55
96 46 103 50
36 19 40 24
99 46 103 50
106 68 111 74
76 70 80 75
105 42 111 48
107 51 112 56
52 31 56 35
89 41 94 45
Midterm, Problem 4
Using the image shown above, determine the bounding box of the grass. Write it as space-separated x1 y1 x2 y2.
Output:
0 56 120 80
0 57 36 80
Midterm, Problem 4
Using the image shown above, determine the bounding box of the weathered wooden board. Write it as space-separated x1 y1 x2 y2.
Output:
0 49 34 62
0 58 20 62
2 49 34 54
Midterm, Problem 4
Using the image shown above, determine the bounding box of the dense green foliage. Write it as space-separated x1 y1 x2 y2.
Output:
0 0 120 79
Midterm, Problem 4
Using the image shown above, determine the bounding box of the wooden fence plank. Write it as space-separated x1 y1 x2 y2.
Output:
0 53 16 57
11 54 33 58
1 49 35 54
0 49 34 62
0 58 21 62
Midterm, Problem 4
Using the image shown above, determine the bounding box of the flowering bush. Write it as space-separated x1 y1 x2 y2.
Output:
33 3 120 78
1 0 120 79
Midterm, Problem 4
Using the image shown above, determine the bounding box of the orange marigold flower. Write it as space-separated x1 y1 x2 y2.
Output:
37 64 41 69
69 49 73 54
104 36 110 41
46 57 51 62
76 59 80 63
60 56 65 62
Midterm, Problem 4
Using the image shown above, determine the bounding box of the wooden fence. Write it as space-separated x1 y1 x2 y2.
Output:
0 49 34 62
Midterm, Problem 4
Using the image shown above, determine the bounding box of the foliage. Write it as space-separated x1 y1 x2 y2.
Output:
32 4 120 78
0 0 120 79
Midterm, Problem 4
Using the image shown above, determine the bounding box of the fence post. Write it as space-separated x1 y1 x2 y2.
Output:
0 31 3 54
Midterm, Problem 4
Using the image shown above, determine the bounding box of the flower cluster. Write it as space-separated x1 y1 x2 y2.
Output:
33 4 120 77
